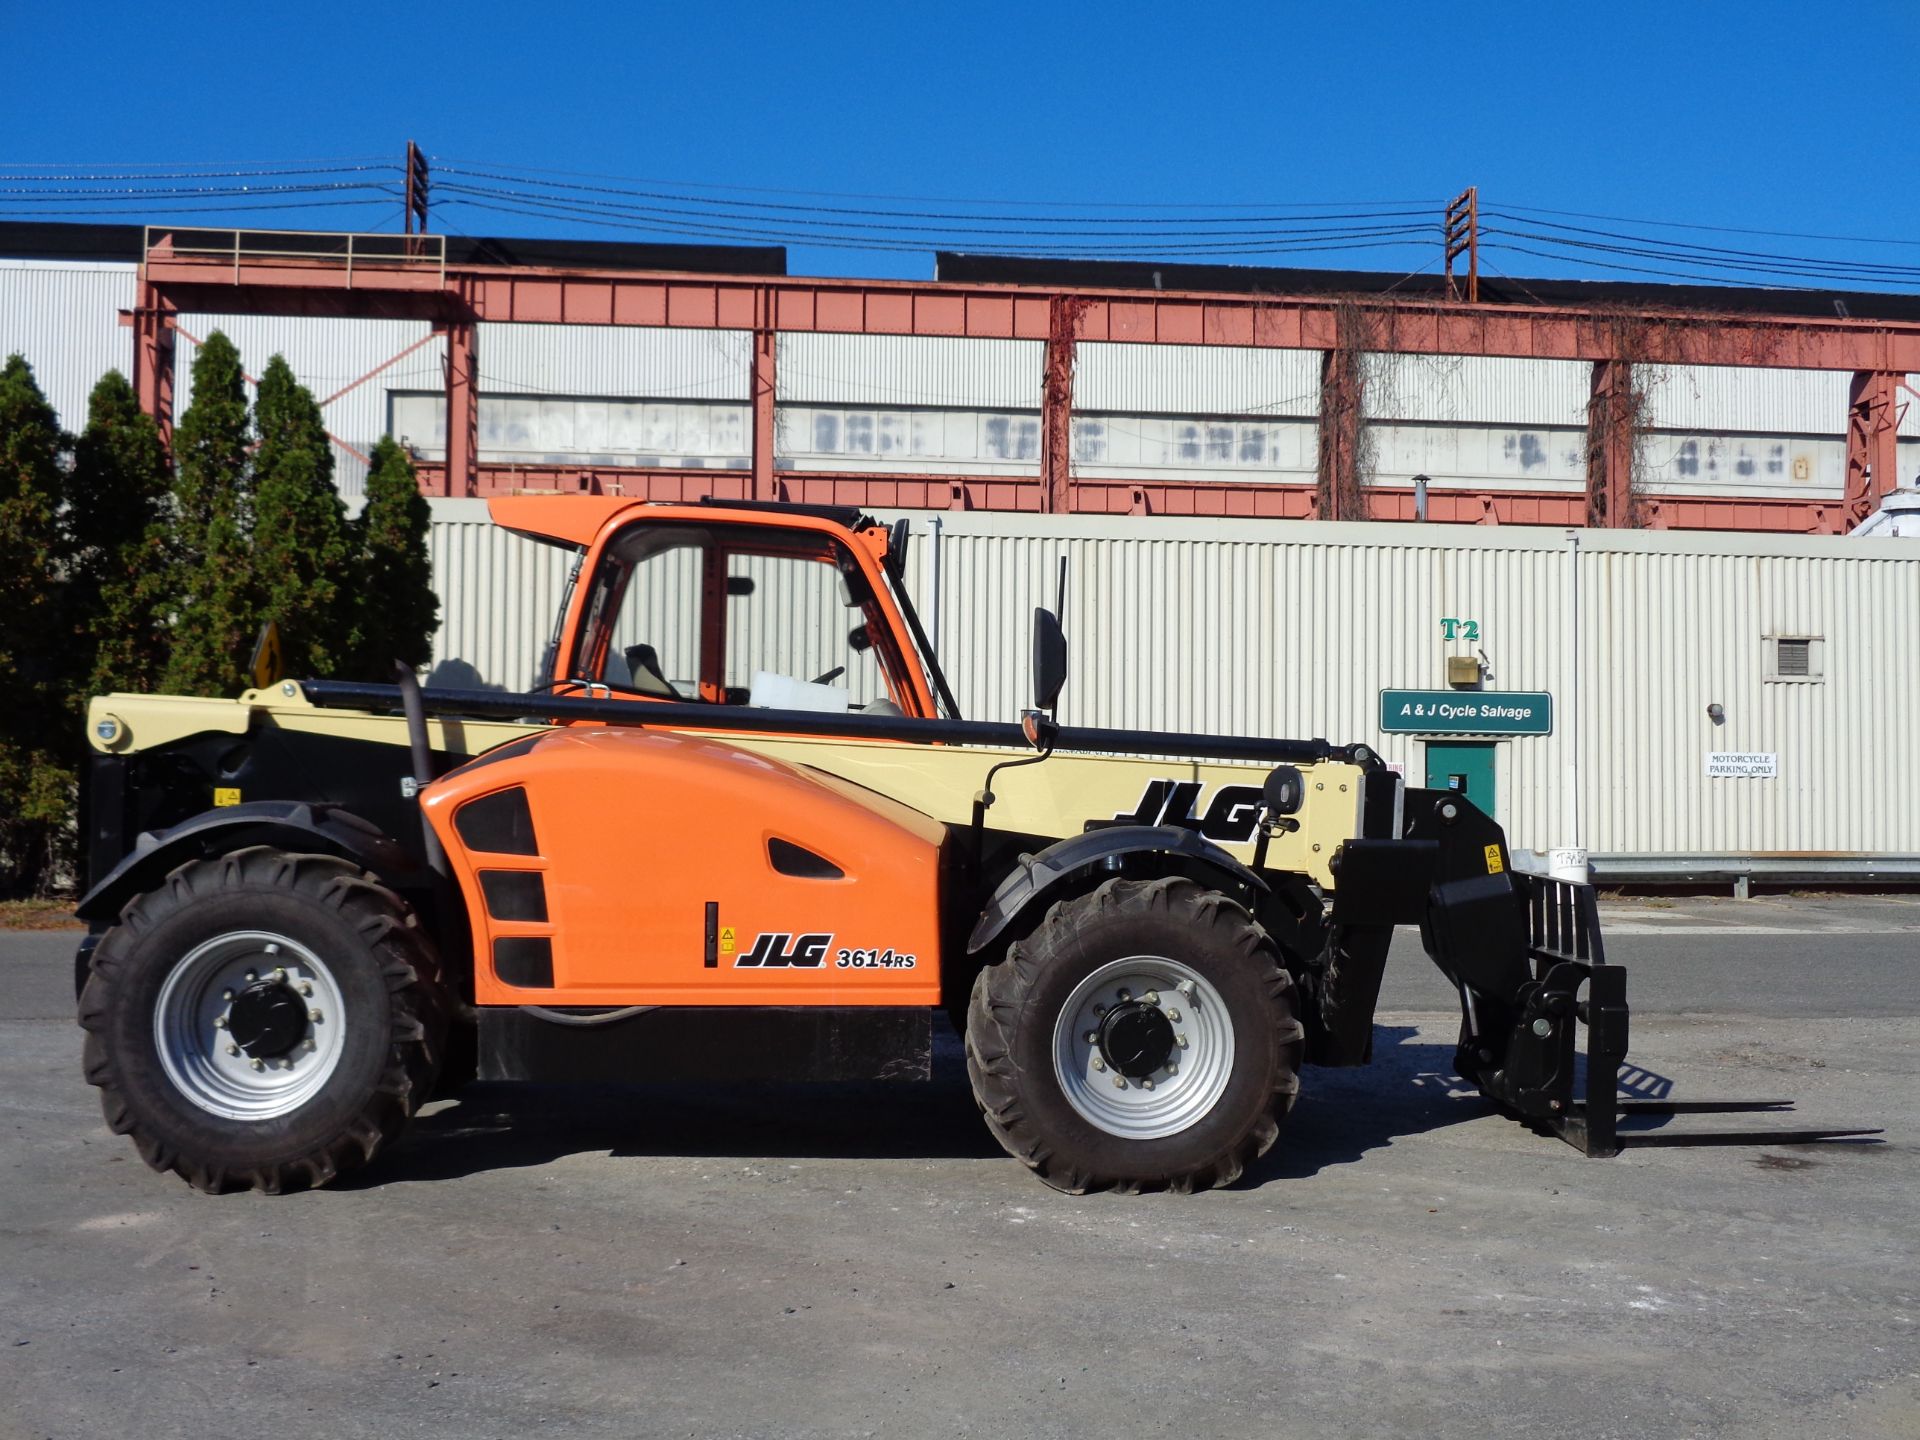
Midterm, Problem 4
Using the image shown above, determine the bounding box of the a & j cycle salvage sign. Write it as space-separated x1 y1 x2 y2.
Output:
1379 690 1554 737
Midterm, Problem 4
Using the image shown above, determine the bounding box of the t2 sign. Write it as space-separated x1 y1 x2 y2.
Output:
1440 618 1480 642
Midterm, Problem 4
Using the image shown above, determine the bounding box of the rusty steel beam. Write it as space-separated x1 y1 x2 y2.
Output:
440 319 478 498
1587 360 1639 528
1845 370 1903 524
137 250 1920 372
751 287 778 503
125 282 177 450
1317 346 1365 520
1039 296 1089 513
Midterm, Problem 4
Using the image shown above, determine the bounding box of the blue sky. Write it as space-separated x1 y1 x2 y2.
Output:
6 1 1917 288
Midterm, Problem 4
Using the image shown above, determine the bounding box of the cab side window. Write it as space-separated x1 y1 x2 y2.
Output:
724 551 887 710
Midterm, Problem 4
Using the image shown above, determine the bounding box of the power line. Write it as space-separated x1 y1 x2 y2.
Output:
429 156 1443 212
1499 201 1920 252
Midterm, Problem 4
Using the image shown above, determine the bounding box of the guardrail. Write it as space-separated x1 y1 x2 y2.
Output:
142 227 446 285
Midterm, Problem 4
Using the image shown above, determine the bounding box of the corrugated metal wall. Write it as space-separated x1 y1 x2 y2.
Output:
1076 342 1320 416
1371 354 1592 427
425 503 1920 861
176 313 444 497
0 260 136 429
779 333 1043 408
1643 363 1920 437
478 324 750 399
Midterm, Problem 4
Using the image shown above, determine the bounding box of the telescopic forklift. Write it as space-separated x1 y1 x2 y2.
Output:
75 497 1873 1193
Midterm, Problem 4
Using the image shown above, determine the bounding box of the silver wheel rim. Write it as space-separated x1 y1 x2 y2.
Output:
1052 956 1235 1140
152 931 347 1121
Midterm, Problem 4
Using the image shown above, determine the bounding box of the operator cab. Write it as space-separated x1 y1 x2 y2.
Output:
557 504 951 720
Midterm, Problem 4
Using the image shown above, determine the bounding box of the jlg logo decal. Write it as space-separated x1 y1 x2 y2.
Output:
1114 780 1264 844
734 932 832 968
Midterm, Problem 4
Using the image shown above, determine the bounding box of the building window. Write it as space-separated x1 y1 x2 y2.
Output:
1765 635 1824 683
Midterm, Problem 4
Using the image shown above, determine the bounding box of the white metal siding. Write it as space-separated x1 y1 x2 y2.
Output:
1643 364 1854 436
1075 342 1320 416
476 324 750 400
0 260 137 430
425 504 1920 858
425 499 576 691
176 313 444 498
779 333 1042 409
881 513 1920 859
1368 354 1592 428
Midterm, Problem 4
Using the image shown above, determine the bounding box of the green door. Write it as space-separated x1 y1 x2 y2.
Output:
1424 741 1497 815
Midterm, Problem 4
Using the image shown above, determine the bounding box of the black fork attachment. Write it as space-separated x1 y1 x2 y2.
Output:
1380 789 1881 1155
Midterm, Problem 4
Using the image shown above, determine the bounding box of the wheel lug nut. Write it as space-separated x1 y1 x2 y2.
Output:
221 989 233 1002
225 1043 240 1056
1112 1076 1126 1089
1143 991 1160 1006
299 982 313 997
271 967 286 983
1117 989 1131 1002
1094 1004 1107 1017
309 1009 323 1023
1091 1056 1105 1071
1165 1008 1182 1023
214 1016 228 1029
1177 1035 1189 1048
1142 1079 1154 1090
1084 1030 1098 1044
250 1058 265 1071
1166 1063 1178 1076
244 971 256 983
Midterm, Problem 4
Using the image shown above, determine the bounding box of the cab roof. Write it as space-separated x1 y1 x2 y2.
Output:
488 495 874 551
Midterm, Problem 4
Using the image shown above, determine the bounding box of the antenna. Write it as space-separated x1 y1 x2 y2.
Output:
1055 554 1068 632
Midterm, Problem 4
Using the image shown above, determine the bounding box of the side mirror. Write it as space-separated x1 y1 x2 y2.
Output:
1031 608 1067 713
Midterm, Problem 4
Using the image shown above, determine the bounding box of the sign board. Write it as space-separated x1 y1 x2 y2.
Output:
1379 689 1553 736
1705 752 1777 778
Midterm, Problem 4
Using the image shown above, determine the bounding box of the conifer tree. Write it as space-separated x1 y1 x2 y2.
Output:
67 371 175 698
0 355 73 894
355 436 440 676
252 355 357 679
162 332 258 696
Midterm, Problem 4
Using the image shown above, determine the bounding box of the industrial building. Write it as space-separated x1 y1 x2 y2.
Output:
2 220 1917 881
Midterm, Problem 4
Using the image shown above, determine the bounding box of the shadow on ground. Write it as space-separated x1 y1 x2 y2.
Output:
347 1023 1497 1191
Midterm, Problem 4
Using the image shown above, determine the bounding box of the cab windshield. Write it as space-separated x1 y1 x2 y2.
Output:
566 522 922 716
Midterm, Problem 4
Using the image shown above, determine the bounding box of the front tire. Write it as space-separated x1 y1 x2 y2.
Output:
965 876 1303 1194
78 847 448 1194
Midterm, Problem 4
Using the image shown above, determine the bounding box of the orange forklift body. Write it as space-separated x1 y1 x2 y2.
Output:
422 725 946 1009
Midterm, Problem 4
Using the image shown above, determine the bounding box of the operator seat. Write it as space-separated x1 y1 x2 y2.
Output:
623 644 683 700
864 698 903 717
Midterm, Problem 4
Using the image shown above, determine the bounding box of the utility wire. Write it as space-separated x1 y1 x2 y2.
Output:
430 156 1443 212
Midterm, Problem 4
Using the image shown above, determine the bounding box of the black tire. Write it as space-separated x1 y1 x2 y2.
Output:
964 875 1303 1194
77 847 448 1194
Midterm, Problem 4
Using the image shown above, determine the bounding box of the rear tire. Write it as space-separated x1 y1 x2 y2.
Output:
964 876 1304 1194
78 847 448 1194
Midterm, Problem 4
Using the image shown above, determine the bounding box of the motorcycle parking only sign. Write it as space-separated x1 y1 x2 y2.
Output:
1705 752 1778 778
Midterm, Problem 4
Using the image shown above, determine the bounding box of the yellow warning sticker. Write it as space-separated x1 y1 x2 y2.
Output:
718 926 736 955
1484 844 1504 874
213 787 242 808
